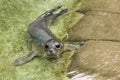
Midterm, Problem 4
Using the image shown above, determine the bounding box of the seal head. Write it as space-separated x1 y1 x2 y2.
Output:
44 39 64 58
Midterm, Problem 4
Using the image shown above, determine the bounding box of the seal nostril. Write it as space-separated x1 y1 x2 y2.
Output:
50 50 53 53
45 45 49 49
49 49 56 56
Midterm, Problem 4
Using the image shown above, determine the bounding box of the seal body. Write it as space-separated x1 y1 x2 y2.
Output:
28 18 58 46
28 19 64 57
28 5 68 57
13 6 68 66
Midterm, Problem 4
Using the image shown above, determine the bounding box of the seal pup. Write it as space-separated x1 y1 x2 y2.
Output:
13 6 68 66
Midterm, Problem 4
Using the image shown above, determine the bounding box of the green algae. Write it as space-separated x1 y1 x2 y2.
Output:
0 0 82 80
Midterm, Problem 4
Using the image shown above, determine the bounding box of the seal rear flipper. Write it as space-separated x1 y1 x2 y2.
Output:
49 8 68 24
58 9 68 15
41 5 62 18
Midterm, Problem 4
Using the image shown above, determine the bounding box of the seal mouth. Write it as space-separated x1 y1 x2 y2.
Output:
46 51 60 59
47 55 58 60
47 53 59 58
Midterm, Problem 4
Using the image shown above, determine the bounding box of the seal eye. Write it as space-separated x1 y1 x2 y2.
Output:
55 44 60 49
45 45 49 49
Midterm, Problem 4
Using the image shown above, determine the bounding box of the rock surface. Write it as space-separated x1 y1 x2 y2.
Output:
68 11 120 41
77 0 120 14
68 41 120 79
67 0 120 80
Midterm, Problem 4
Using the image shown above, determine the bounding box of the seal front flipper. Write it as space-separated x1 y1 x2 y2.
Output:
64 43 80 51
13 50 40 66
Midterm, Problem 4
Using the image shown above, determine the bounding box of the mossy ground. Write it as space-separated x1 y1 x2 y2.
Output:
0 0 82 80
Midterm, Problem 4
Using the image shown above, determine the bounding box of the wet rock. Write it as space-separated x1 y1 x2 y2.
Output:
67 71 79 78
70 73 96 80
68 11 120 41
77 0 120 14
68 40 120 79
69 73 108 80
